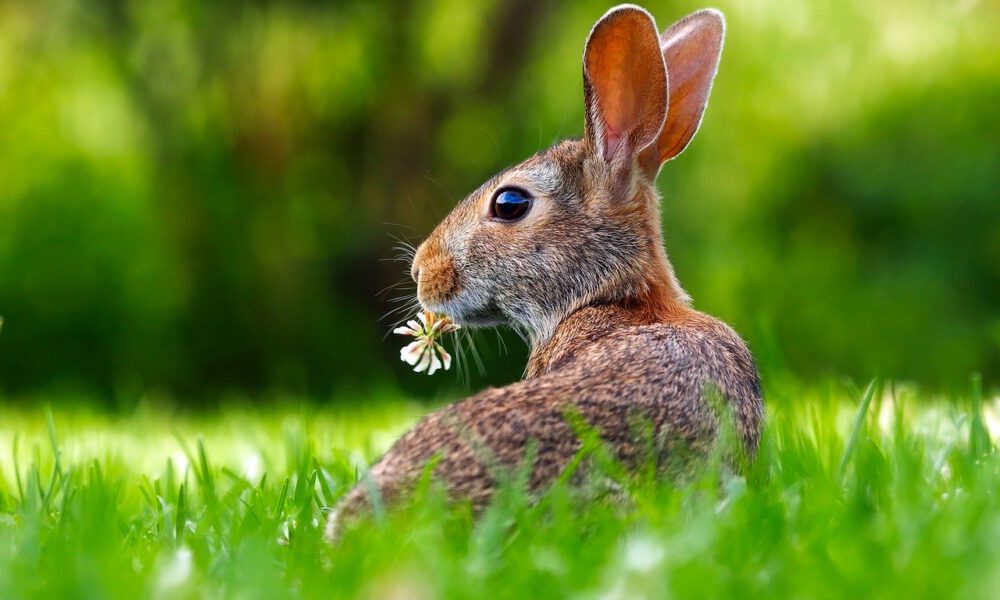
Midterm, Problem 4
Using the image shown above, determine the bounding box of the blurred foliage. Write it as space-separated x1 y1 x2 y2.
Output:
0 0 997 401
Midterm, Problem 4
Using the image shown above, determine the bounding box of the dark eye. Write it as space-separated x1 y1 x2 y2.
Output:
490 188 532 222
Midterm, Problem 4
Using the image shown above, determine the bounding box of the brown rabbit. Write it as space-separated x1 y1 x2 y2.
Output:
328 5 763 537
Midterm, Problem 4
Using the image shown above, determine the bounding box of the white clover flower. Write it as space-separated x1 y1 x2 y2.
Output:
394 310 459 375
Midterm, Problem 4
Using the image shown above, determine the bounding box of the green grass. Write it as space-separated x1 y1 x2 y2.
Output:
0 378 997 599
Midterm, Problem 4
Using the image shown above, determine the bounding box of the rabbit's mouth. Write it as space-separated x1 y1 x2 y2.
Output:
423 295 505 329
455 305 505 328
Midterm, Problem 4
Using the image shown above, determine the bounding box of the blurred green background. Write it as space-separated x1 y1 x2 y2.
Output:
0 0 996 403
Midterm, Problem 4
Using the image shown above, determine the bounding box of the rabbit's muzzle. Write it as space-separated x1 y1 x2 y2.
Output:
411 235 458 310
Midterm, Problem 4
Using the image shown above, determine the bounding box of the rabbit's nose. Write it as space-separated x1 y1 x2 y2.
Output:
411 241 427 283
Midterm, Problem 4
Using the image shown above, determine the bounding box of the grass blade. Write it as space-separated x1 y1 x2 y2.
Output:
839 379 878 478
12 433 24 504
969 372 992 457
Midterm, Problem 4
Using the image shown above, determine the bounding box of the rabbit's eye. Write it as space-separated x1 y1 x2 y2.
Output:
491 188 532 222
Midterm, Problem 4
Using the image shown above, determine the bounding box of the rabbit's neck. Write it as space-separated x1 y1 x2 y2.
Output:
523 299 698 379
524 273 694 380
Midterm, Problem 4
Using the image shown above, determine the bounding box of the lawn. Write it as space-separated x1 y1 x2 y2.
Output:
0 377 997 599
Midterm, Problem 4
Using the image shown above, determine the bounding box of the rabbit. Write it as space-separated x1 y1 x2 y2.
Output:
327 5 763 539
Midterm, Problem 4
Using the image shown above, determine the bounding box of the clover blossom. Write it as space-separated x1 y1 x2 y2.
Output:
394 310 459 375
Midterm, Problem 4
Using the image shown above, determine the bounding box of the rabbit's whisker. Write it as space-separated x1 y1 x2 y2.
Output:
376 279 414 297
463 329 486 377
495 329 508 356
381 299 420 322
454 330 472 388
383 222 416 233
382 302 423 341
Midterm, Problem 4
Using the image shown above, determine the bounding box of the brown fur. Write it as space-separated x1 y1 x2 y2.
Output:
411 235 456 306
327 6 762 539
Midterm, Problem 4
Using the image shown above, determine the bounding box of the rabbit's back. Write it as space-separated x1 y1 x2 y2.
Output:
337 307 762 519
537 307 764 454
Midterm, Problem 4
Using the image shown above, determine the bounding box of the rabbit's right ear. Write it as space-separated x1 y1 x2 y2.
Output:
639 9 725 176
583 6 668 181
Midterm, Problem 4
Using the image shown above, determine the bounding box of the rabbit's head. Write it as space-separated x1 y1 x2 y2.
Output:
411 6 725 343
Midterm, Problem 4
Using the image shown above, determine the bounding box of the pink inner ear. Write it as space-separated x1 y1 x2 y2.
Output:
584 7 668 167
604 127 622 162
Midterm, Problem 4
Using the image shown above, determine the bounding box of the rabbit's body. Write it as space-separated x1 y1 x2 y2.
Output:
328 6 763 536
335 303 760 520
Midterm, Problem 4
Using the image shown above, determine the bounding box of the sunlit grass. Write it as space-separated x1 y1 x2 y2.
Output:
0 378 997 599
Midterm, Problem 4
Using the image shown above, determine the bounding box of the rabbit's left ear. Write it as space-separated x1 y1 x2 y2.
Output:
583 5 667 175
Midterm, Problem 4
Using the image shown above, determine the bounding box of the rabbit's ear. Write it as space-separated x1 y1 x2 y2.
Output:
583 5 668 171
640 9 725 175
